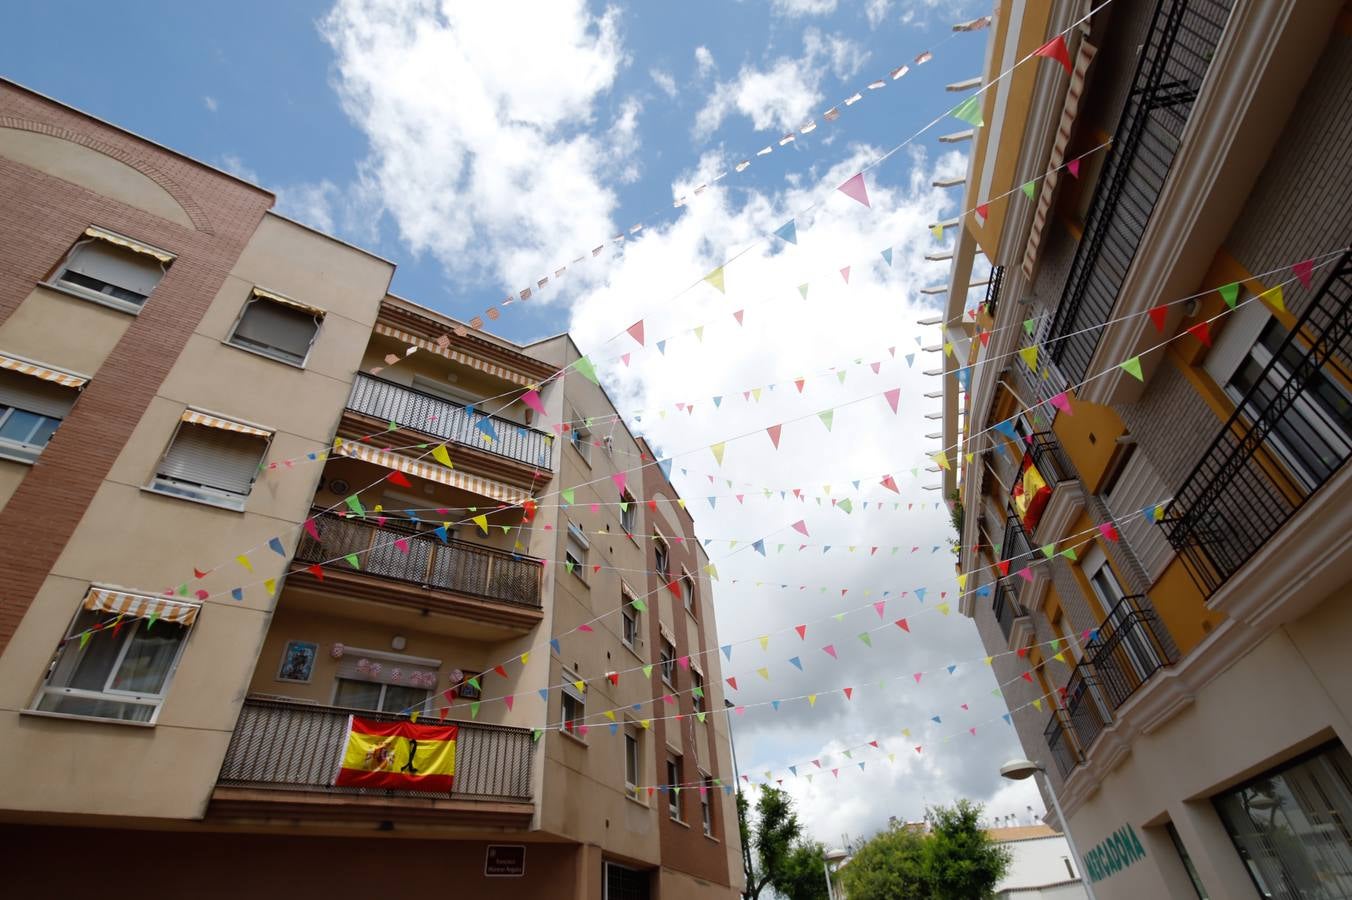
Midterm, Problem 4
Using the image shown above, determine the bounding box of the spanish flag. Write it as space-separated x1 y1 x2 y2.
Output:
334 716 457 792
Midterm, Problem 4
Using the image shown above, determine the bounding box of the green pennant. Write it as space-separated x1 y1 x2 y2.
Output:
344 494 365 518
574 356 599 385
1120 356 1144 381
79 630 91 649
565 560 575 574
858 632 873 647
1060 547 1078 561
798 284 810 300
838 498 853 514
837 371 847 384
631 598 647 613
1218 282 1240 309
176 583 189 597
561 488 575 505
818 410 834 431
643 665 653 679
387 420 398 431
619 501 628 513
951 94 984 127
470 702 481 719
697 712 706 723
344 553 361 569
467 676 480 692
1021 180 1036 200
146 611 159 630
1024 318 1037 337
532 729 544 743
1041 544 1055 559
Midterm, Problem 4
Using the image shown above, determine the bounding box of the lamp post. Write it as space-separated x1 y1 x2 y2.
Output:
1000 758 1097 900
823 847 848 900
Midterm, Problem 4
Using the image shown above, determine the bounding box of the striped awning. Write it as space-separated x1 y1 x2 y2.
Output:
84 226 175 264
374 323 534 388
0 354 88 389
251 286 326 318
84 587 200 626
181 409 272 439
336 441 530 505
1022 36 1098 280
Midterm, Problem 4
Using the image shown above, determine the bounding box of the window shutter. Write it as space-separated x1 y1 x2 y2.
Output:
64 241 164 298
0 370 78 419
232 299 319 362
157 423 266 495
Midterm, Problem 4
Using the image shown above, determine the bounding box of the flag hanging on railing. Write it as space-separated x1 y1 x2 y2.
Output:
333 716 458 792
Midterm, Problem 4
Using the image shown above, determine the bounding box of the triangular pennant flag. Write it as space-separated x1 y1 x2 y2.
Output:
823 644 837 659
1260 285 1285 312
574 355 599 384
1148 305 1168 332
626 320 645 346
1293 258 1314 288
711 443 726 466
268 537 286 556
818 410 834 431
1035 34 1072 73
1021 180 1036 200
858 632 873 647
1050 391 1072 415
431 444 454 468
756 667 770 681
704 266 726 294
896 618 909 632
773 220 798 244
975 203 989 221
1067 157 1081 178
1120 356 1144 381
1187 321 1212 347
766 424 782 449
930 223 944 241
884 387 900 413
881 247 893 267
838 173 870 207
952 94 984 127
788 656 803 670
1019 345 1038 370
798 283 810 300
1219 282 1240 309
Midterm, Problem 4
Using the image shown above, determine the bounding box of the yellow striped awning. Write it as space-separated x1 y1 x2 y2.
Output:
181 409 272 439
84 226 175 264
336 442 530 506
374 323 533 388
0 354 88 389
84 587 200 626
1022 36 1097 280
252 286 326 318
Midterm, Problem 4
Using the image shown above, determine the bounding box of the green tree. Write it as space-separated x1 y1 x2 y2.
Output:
740 787 802 900
842 801 1011 900
774 840 831 900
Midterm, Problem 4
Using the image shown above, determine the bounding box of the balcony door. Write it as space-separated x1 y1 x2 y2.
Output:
1083 546 1159 695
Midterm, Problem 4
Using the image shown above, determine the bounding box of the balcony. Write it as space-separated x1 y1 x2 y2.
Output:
346 372 553 472
1164 250 1352 594
292 510 544 633
1025 432 1076 491
981 265 1005 321
1001 515 1032 565
1046 0 1233 382
992 582 1027 644
212 697 534 827
1044 707 1082 780
1061 594 1177 771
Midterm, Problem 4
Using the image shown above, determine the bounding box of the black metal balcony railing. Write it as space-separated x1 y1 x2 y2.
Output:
1047 0 1233 382
218 698 534 802
1063 661 1110 755
296 510 543 609
982 265 1005 321
1164 251 1352 594
992 582 1026 642
1001 514 1032 564
1084 594 1176 709
348 373 552 469
1044 708 1081 780
1026 432 1077 491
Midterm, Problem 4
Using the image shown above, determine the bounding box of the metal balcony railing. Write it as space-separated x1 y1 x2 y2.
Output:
296 510 543 609
983 265 1005 321
992 582 1026 643
1001 514 1032 564
1083 594 1177 710
218 697 534 802
1047 0 1233 382
1044 707 1082 780
1064 661 1111 755
347 373 553 469
1164 251 1352 594
1026 432 1077 491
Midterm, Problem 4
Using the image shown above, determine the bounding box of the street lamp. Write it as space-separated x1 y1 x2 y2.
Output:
823 847 848 900
1000 759 1097 900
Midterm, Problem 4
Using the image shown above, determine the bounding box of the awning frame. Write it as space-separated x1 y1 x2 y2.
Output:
0 352 89 389
83 586 201 627
180 408 273 439
83 226 176 265
251 286 326 318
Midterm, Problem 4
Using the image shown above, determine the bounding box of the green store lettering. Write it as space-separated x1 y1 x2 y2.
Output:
1083 824 1147 883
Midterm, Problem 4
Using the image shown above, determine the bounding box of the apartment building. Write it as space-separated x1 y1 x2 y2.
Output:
0 79 743 899
939 2 1352 898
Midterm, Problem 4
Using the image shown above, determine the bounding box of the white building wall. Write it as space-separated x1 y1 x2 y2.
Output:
998 835 1084 893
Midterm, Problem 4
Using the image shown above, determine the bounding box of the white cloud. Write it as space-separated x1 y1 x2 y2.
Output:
317 0 635 291
694 31 869 137
694 45 716 79
770 0 839 16
650 68 678 99
203 95 218 113
217 153 258 184
865 0 891 28
563 145 1034 841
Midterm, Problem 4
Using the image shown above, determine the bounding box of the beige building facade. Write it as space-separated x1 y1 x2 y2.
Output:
940 2 1352 898
0 79 742 898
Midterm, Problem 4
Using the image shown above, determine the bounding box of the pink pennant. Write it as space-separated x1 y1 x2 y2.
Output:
961 703 968 710
1067 158 1081 179
767 424 782 448
504 695 515 711
1099 522 1120 542
304 519 321 541
791 520 810 536
734 309 745 326
1018 567 1034 583
678 655 690 670
838 173 870 207
795 378 805 392
1293 258 1315 288
913 672 922 683
823 644 838 659
736 494 745 504
884 387 900 413
612 472 627 493
840 266 851 284
393 538 410 554
621 353 631 366
578 624 594 633
194 589 209 601
626 320 645 346
880 474 899 493
870 361 880 374
1050 392 1072 415
873 601 886 619
969 727 977 736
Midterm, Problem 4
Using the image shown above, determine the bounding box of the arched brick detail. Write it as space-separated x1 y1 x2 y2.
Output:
0 116 215 234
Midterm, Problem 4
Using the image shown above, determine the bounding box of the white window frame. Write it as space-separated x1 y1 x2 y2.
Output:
570 411 593 465
0 365 82 464
565 521 589 584
659 636 676 687
225 288 323 369
624 724 642 799
47 229 173 315
654 534 670 581
30 599 196 725
680 570 697 617
561 667 586 739
620 489 638 534
667 754 683 820
700 770 714 836
331 677 430 715
620 584 641 651
147 415 272 512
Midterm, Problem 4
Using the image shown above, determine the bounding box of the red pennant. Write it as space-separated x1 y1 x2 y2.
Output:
607 672 620 685
1187 321 1212 347
494 665 508 678
1022 671 1034 682
733 309 745 326
1293 258 1314 288
979 331 990 347
193 568 209 579
767 424 782 448
884 387 900 413
593 564 602 574
1035 34 1071 73
307 564 324 581
303 518 321 541
386 471 413 488
880 474 899 493
795 624 807 640
975 203 989 221
668 580 682 599
869 740 879 748
726 677 738 690
1148 305 1168 332
843 687 853 700
794 378 805 392
627 320 645 346
895 618 909 632
997 560 1010 576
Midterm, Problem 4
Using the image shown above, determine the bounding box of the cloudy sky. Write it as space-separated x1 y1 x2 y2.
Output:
3 0 1042 841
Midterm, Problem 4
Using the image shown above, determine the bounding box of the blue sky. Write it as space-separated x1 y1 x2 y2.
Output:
4 0 1044 841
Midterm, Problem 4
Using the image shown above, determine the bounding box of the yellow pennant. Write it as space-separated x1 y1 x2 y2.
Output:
757 667 770 680
1260 284 1285 312
520 652 530 665
431 444 454 468
236 554 253 572
808 695 817 707
472 514 489 534
758 636 769 651
604 710 617 722
711 443 726 466
263 578 276 597
933 452 951 471
1019 345 1038 370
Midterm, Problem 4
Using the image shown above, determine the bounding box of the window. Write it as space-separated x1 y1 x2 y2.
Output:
693 670 705 713
654 537 670 580
700 773 714 836
1213 742 1352 900
0 367 80 462
565 522 589 583
51 228 171 313
681 575 696 617
660 637 676 686
603 434 614 456
333 678 429 714
226 288 324 367
570 413 592 464
150 413 271 510
32 590 196 723
604 862 651 900
1165 822 1209 899
561 669 586 735
624 726 641 798
620 586 640 650
667 754 683 819
620 490 638 534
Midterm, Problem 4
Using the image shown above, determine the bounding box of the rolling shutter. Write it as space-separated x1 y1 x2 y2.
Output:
0 369 78 419
232 297 320 363
157 423 268 496
62 240 165 299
